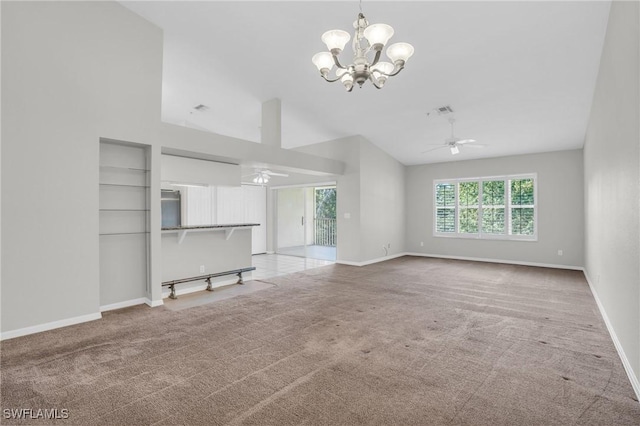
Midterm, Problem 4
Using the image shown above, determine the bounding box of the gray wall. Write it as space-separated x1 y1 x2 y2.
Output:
405 150 584 268
161 228 252 295
295 136 363 262
583 1 640 387
295 135 405 264
2 1 163 333
0 1 343 336
359 140 405 260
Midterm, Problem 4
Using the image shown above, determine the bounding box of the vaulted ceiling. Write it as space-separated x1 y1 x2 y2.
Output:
121 1 610 165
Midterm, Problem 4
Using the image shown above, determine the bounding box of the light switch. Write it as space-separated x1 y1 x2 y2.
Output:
344 213 351 219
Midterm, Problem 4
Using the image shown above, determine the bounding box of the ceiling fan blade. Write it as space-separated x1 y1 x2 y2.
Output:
260 170 289 177
421 146 447 154
456 139 477 145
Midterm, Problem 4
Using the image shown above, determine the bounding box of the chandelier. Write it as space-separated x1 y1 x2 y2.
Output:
312 6 414 92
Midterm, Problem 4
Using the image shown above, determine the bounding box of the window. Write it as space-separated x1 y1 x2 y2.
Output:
435 183 456 233
434 174 537 240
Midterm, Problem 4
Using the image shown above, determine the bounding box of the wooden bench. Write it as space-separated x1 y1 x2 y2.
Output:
162 267 256 299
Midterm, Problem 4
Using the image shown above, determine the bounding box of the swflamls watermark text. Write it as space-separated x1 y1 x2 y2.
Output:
3 408 69 420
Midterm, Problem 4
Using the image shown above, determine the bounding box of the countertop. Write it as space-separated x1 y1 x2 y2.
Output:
161 223 260 231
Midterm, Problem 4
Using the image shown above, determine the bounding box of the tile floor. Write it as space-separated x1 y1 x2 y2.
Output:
251 253 334 280
275 245 337 261
163 254 335 311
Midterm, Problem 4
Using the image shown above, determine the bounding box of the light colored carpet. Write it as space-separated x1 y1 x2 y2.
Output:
1 256 639 425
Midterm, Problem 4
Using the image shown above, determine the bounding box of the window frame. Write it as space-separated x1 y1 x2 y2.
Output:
433 173 538 241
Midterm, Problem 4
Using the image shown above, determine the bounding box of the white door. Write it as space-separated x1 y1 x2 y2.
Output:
276 187 306 257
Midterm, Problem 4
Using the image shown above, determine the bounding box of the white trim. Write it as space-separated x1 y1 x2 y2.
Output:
0 312 102 341
336 253 406 267
583 271 640 401
145 298 164 307
161 277 239 298
269 181 336 190
100 298 147 312
405 252 583 271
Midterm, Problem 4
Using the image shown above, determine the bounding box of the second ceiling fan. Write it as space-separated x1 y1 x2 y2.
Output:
422 118 484 155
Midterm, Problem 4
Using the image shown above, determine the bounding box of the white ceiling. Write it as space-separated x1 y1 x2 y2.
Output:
121 1 610 166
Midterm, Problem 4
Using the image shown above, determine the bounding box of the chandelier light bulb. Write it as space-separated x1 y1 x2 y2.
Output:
363 23 394 50
341 73 354 91
386 42 415 63
311 52 335 72
321 30 351 53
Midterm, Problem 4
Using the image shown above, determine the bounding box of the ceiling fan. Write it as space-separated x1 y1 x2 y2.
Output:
242 169 289 185
422 118 484 155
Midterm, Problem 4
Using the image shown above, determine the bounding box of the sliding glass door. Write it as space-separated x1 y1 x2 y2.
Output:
276 186 336 261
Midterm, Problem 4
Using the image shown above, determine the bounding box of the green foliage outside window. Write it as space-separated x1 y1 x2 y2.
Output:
482 180 505 234
315 188 336 219
458 182 478 233
511 179 534 235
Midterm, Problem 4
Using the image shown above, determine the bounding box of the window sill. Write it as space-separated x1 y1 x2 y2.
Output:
433 233 538 242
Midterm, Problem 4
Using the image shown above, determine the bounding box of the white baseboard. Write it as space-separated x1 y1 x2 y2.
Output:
161 277 239 299
336 252 406 267
583 271 640 401
405 252 584 271
100 298 147 312
145 298 164 307
0 312 102 341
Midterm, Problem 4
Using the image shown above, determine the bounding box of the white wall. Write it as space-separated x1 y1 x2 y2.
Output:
405 150 584 268
583 1 640 390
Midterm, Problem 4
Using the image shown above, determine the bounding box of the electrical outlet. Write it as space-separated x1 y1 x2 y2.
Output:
420 242 424 247
557 250 563 256
200 265 205 273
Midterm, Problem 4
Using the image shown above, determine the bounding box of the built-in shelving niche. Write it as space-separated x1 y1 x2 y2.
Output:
99 141 150 309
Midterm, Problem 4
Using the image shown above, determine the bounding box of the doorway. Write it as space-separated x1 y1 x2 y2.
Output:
275 185 336 261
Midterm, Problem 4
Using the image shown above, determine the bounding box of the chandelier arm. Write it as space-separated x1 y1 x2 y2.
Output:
332 54 348 70
380 63 405 77
369 49 383 67
368 74 384 89
320 72 343 83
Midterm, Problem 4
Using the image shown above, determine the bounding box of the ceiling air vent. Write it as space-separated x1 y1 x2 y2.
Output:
436 105 454 115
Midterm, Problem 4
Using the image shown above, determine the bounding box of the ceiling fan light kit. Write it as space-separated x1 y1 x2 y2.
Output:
422 118 483 156
243 170 289 186
312 3 414 92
